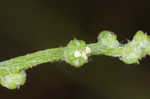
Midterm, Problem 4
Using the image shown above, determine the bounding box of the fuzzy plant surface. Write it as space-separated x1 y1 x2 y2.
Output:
0 30 150 90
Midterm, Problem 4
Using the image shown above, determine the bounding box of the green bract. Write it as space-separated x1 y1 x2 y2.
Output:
0 30 150 90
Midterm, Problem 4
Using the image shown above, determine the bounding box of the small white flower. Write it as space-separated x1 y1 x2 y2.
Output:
74 51 81 57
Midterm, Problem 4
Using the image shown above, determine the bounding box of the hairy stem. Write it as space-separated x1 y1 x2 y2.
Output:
0 48 64 72
0 30 150 90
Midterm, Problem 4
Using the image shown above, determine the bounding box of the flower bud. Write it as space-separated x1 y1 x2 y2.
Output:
98 30 119 49
0 71 26 89
64 40 91 67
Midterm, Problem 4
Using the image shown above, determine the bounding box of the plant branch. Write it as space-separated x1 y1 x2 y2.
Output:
0 30 149 90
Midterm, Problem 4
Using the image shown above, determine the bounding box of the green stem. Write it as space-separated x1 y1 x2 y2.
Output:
87 43 122 57
0 47 65 73
0 30 150 90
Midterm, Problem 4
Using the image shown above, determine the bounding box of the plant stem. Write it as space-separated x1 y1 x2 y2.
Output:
0 30 150 89
0 47 65 74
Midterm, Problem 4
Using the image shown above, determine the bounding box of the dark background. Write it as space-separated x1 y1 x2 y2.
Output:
0 0 150 99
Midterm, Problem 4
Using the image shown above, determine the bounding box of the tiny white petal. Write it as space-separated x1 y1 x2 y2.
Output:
85 47 91 54
81 52 88 60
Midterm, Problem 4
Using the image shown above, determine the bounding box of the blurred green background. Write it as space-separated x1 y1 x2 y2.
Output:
0 0 150 99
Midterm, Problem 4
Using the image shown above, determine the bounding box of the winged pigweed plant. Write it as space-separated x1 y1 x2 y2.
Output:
0 30 149 90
